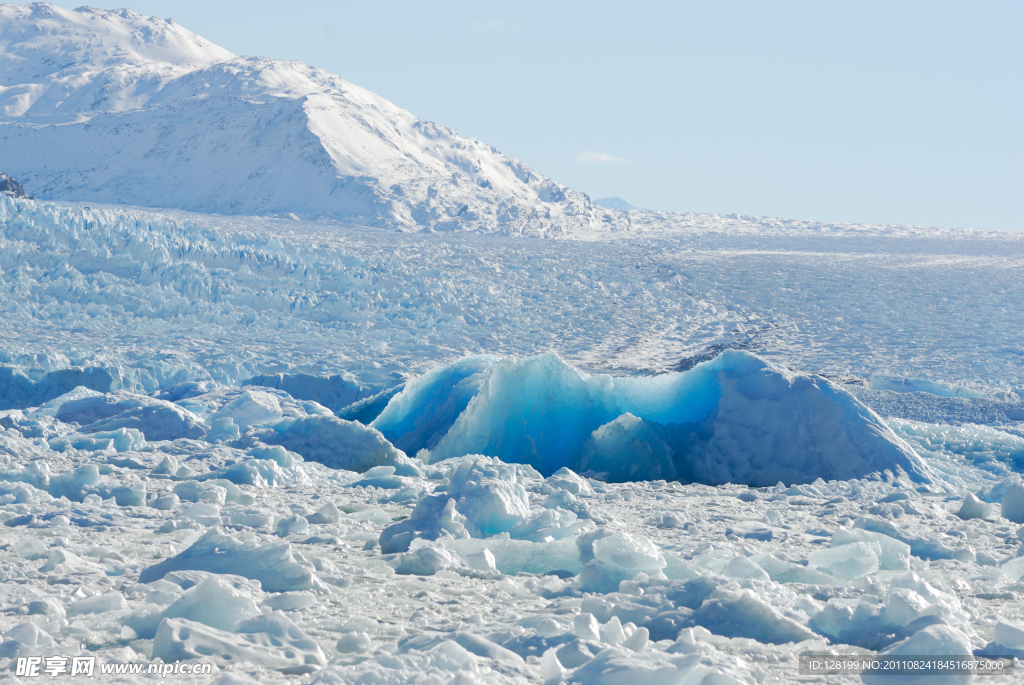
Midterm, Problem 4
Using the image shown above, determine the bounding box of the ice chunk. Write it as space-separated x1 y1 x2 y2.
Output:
13 538 48 560
556 639 596 668
533 616 567 638
161 575 260 631
683 589 816 644
347 506 392 524
276 514 310 537
378 495 469 553
508 506 583 542
139 529 323 593
808 542 880 580
54 392 148 425
883 587 932 627
263 591 316 611
423 640 479 673
447 456 530 536
592 532 666 573
305 501 341 524
998 556 1024 581
0 623 57 658
424 351 930 484
441 536 582 576
48 427 146 453
576 413 677 482
146 580 184 606
68 591 127 616
570 645 756 685
205 457 305 488
573 613 601 641
1001 484 1024 523
542 467 594 496
541 646 567 682
725 521 785 541
576 531 666 592
394 544 461 576
255 415 410 473
377 456 557 551
182 502 221 525
372 355 496 454
723 555 770 581
461 548 496 572
957 492 994 520
992 618 1024 650
831 528 911 571
622 626 649 653
247 444 302 468
153 612 325 674
336 632 372 654
863 625 975 685
227 508 274 529
600 616 626 645
111 481 146 506
38 548 101 574
350 465 404 489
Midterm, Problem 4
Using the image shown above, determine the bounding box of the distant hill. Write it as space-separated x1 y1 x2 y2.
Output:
0 4 627 235
593 197 645 211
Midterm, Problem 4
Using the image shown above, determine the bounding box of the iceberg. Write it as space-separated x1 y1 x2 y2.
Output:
139 529 324 593
403 350 929 484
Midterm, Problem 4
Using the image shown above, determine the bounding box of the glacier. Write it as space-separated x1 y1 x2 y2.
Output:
0 4 1023 684
0 188 1022 685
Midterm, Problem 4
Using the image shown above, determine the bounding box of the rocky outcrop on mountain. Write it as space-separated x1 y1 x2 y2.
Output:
0 172 32 199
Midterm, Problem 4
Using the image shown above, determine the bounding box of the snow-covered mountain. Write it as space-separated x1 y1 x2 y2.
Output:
0 3 625 234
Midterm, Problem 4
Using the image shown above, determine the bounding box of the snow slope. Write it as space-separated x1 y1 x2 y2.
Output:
0 4 623 234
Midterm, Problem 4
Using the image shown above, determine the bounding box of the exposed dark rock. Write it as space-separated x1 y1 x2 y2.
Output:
0 172 33 199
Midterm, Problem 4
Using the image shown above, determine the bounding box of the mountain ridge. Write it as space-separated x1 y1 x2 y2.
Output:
0 3 631 235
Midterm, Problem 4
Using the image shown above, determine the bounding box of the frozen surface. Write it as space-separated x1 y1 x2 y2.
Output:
0 195 1021 682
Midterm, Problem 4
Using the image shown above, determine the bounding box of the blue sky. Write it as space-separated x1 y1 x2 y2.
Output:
48 1 1024 230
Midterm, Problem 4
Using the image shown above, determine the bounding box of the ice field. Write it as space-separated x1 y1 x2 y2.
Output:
3 3 1024 684
1 194 1024 684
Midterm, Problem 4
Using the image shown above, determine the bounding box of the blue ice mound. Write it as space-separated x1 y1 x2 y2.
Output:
372 356 496 455
392 350 929 485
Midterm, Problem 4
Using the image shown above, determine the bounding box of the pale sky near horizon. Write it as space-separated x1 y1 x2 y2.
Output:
43 1 1024 230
